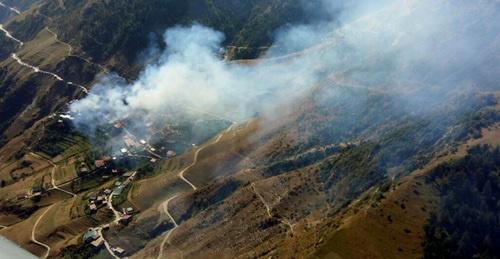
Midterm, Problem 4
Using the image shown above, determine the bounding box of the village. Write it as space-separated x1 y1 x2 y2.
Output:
18 118 182 257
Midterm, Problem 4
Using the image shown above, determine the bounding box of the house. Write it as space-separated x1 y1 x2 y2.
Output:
112 169 118 174
89 193 97 201
112 186 124 196
112 247 125 254
124 136 137 147
97 196 105 202
150 158 157 163
91 237 104 247
139 139 147 145
104 189 112 195
31 186 43 195
120 214 132 224
89 203 97 211
126 207 134 214
83 228 99 242
95 160 105 168
166 150 177 158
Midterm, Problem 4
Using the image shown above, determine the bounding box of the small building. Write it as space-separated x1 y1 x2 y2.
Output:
95 160 105 168
126 207 134 214
114 181 122 187
31 186 43 195
89 193 97 201
112 247 125 254
79 167 89 174
91 237 104 247
124 136 137 147
89 203 97 211
150 158 157 163
166 150 177 158
120 148 128 153
120 214 132 224
104 189 112 195
112 186 124 196
83 228 99 242
112 169 118 174
139 139 147 145
97 196 105 202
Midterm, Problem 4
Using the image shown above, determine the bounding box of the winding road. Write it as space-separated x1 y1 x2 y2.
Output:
0 24 23 45
179 123 236 191
31 205 55 259
157 195 179 259
97 227 120 259
156 123 235 259
1 20 90 94
0 1 20 15
11 53 89 94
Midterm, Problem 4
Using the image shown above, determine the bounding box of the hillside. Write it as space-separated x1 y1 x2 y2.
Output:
0 0 309 152
0 0 499 258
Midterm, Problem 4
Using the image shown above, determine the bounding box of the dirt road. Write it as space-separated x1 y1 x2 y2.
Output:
156 123 235 259
157 195 179 259
31 205 55 259
30 152 76 197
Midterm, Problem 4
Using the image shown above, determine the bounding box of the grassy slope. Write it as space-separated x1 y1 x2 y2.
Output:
313 124 500 259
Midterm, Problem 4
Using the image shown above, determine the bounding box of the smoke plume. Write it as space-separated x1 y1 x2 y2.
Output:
70 0 499 137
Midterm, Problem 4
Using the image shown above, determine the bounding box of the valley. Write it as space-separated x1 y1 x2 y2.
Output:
0 0 499 259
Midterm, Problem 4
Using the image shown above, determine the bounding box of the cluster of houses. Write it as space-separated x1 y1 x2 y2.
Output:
114 121 178 162
77 156 115 176
86 189 112 213
82 226 126 255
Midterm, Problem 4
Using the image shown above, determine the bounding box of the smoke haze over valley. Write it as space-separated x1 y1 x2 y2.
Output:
69 0 499 138
0 0 498 258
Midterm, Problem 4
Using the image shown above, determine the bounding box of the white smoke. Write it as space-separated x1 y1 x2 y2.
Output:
70 0 499 135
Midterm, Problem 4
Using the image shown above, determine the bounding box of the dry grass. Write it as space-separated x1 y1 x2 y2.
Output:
0 205 51 257
312 124 500 259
